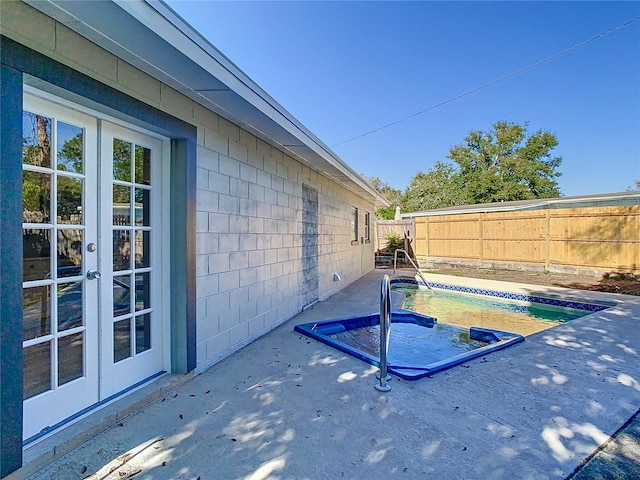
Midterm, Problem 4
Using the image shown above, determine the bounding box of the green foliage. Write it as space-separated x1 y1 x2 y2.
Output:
384 231 404 253
402 121 563 211
364 175 402 219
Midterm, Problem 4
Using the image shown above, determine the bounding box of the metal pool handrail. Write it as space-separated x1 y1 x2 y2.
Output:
393 249 433 293
375 274 392 392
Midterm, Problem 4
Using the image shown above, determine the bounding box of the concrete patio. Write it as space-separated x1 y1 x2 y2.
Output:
11 270 640 480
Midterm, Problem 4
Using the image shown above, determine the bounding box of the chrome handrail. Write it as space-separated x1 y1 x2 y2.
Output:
375 274 392 392
393 249 433 293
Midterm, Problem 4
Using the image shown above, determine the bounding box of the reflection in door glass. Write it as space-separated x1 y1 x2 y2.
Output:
136 313 151 353
134 145 151 185
57 122 83 174
57 176 83 224
135 230 150 268
135 272 150 311
57 229 83 277
113 185 131 225
113 230 131 271
23 229 51 282
23 341 52 399
113 139 132 182
134 188 150 226
23 170 51 223
58 332 84 385
114 319 132 362
113 275 131 317
23 285 51 341
22 111 52 168
58 282 83 331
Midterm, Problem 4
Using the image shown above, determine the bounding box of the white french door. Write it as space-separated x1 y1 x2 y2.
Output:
21 92 165 441
99 123 163 398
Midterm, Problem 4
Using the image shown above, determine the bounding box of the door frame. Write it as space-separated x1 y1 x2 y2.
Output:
1 38 197 474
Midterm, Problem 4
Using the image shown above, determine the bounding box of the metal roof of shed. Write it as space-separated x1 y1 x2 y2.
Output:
401 191 640 218
25 0 388 206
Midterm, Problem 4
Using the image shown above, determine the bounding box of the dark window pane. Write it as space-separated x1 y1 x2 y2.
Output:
134 188 150 226
58 332 84 386
135 313 151 354
58 282 83 331
57 176 83 224
23 285 51 341
134 145 151 185
23 341 51 399
113 139 132 182
23 229 51 282
113 230 131 271
23 170 51 223
135 272 150 311
57 229 83 277
57 122 83 174
113 275 131 317
113 185 131 225
114 319 131 363
134 230 150 268
22 111 52 168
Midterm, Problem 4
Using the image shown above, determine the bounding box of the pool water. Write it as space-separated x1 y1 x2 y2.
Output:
332 322 487 368
394 285 590 336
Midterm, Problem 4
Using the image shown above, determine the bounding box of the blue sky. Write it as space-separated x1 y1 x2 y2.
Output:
167 1 640 197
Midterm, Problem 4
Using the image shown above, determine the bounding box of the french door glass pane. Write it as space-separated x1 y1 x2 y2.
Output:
23 229 51 282
58 333 84 385
113 139 132 182
57 176 83 224
56 122 83 174
113 230 131 271
58 282 83 331
57 229 83 278
113 185 131 225
23 170 51 223
114 319 132 362
23 342 51 399
113 275 131 317
22 111 52 168
134 230 150 269
135 272 150 311
135 313 151 353
134 145 151 185
134 188 150 226
23 285 51 341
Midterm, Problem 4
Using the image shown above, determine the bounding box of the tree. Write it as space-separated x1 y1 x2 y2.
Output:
364 176 402 219
401 161 465 212
626 180 640 191
402 121 563 211
449 121 562 204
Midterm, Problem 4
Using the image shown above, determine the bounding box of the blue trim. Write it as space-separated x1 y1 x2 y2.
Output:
390 278 613 313
0 62 25 478
294 311 524 380
23 371 166 446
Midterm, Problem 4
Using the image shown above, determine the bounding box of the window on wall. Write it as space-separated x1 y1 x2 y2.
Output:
351 206 358 244
364 212 370 242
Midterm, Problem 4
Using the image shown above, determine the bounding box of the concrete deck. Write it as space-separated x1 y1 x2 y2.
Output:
10 270 640 480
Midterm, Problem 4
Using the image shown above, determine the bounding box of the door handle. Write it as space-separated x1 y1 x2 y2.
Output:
87 269 101 280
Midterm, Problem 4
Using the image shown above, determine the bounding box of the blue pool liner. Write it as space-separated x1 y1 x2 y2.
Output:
295 309 525 380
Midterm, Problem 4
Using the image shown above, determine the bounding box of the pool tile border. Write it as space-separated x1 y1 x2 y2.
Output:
390 278 612 313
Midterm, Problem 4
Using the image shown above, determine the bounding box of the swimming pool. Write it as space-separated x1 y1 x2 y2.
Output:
295 279 612 380
393 283 604 336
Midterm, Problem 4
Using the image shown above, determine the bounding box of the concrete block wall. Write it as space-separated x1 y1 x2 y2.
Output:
1 1 377 372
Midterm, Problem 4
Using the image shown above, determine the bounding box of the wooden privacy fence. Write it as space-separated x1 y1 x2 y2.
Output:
413 205 640 275
375 220 414 252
